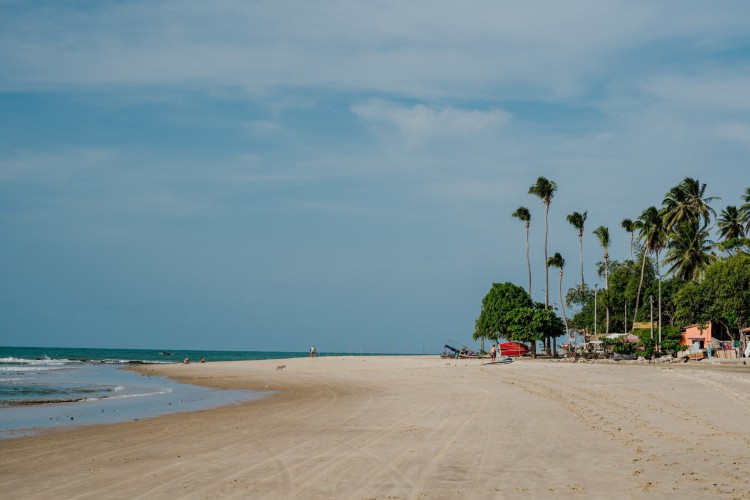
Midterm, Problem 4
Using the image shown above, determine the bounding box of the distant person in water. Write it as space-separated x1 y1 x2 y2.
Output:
310 346 316 358
200 356 206 363
183 356 190 364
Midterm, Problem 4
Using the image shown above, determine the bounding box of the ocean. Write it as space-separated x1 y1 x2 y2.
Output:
0 346 315 439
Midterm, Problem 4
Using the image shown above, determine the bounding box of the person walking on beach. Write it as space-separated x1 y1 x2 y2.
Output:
490 344 497 363
310 345 316 358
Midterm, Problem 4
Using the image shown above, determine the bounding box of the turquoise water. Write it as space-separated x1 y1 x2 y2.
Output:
0 345 314 365
0 346 314 438
0 346 405 438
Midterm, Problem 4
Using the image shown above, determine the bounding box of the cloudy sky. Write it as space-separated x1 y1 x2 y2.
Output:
1 1 749 353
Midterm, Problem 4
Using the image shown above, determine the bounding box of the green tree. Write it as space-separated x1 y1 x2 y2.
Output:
566 211 587 288
547 252 569 344
512 206 532 296
621 218 635 260
663 221 716 281
599 258 641 332
716 237 750 256
528 176 557 310
507 306 565 354
674 254 750 344
718 205 746 241
661 177 718 232
741 187 750 234
673 280 710 329
474 282 533 344
593 225 610 333
567 284 594 338
633 206 668 324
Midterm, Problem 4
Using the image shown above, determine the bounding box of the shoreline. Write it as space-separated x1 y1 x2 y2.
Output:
2 356 750 498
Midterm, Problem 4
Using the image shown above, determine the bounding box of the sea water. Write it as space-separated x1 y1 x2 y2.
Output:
0 346 405 438
0 346 309 438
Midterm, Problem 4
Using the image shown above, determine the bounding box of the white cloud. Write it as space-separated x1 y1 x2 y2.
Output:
712 122 750 148
244 120 282 135
352 100 510 146
642 75 750 112
1 1 748 100
0 148 117 183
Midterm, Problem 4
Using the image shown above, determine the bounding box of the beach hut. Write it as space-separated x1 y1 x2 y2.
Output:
680 322 734 349
680 322 740 358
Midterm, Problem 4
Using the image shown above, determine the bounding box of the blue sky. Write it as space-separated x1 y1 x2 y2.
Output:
1 1 749 352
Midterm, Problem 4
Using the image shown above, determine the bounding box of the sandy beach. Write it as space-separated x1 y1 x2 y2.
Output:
2 356 750 499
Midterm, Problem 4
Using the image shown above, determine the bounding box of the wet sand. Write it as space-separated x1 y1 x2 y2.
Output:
1 356 750 499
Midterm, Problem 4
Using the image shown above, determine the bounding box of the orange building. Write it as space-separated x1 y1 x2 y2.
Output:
680 322 733 349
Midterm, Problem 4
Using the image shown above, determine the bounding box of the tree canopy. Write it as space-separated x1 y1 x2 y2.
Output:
674 253 750 336
473 282 533 342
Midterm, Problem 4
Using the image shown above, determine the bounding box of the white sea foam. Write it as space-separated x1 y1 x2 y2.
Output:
83 387 173 402
0 365 65 373
0 357 77 366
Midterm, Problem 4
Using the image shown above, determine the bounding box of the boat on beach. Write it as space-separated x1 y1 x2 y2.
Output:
497 342 530 357
441 343 485 359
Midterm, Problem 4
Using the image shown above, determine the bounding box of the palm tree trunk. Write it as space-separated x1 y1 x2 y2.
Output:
633 249 648 324
605 256 609 334
544 204 550 356
579 235 584 288
629 232 634 260
544 205 549 309
525 225 531 296
559 270 569 346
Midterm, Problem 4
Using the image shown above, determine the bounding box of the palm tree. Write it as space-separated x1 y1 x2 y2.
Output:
547 252 569 346
662 177 718 232
717 206 746 241
663 221 716 281
528 176 557 310
512 207 532 296
566 211 587 288
593 226 610 333
621 218 635 260
741 187 750 234
632 206 668 324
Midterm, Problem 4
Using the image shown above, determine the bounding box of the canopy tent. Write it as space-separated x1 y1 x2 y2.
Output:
605 333 640 343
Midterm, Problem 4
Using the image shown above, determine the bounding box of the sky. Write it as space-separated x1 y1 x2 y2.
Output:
1 1 749 353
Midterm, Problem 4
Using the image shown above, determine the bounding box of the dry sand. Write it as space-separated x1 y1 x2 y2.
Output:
2 356 750 499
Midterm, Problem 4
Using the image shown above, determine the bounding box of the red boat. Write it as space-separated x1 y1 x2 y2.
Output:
498 342 530 357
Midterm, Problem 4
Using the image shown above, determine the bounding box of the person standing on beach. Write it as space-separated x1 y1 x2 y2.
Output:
310 346 316 358
490 344 497 362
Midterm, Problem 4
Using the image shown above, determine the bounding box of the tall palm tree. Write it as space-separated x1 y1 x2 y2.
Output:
528 177 557 310
512 207 532 296
547 252 569 345
621 218 635 260
593 226 610 333
632 206 668 324
663 221 716 281
662 177 718 232
741 187 750 234
717 206 746 241
566 211 587 288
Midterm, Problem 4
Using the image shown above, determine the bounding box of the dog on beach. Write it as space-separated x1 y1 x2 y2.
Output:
276 365 286 371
